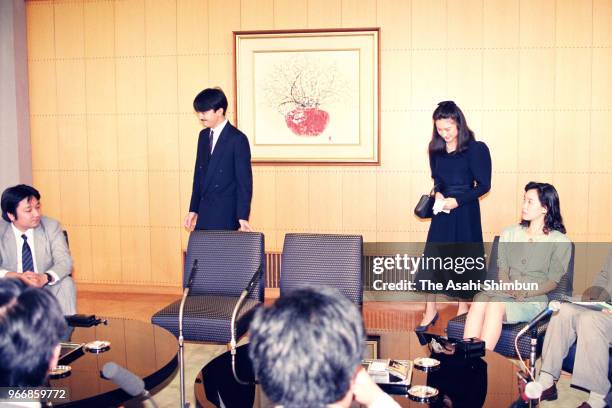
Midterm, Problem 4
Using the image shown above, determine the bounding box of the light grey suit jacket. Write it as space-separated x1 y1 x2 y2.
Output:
0 216 76 314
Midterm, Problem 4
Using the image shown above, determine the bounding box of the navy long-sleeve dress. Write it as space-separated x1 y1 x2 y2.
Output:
417 140 492 298
427 140 491 243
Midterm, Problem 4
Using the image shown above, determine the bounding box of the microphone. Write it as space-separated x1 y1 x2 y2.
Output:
516 301 561 337
230 264 262 385
514 300 561 403
178 258 198 408
186 258 199 288
102 362 144 396
102 362 159 408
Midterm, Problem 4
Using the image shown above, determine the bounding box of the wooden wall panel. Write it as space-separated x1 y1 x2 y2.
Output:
517 112 555 173
482 50 518 109
30 117 58 171
85 60 116 114
84 1 115 58
57 117 88 170
307 0 340 28
26 2 54 59
482 111 518 173
593 0 612 47
519 0 555 47
118 173 150 226
309 171 343 231
411 0 446 49
553 111 590 173
115 59 147 113
274 0 307 29
144 0 177 56
91 226 122 282
518 49 555 109
483 0 518 48
89 173 120 226
114 0 146 57
146 57 178 113
250 170 277 231
592 48 612 109
55 60 86 114
555 0 592 47
377 0 410 49
177 0 208 55
241 0 273 30
27 60 56 115
53 2 84 59
590 112 612 173
447 0 482 48
341 0 377 27
117 115 148 169
25 0 612 293
87 116 117 170
275 171 309 230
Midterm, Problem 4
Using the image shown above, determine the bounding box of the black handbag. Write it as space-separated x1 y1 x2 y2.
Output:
414 188 435 219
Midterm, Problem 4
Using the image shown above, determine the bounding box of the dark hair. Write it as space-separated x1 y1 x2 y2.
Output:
1 185 40 223
520 181 566 234
428 101 475 156
193 87 228 115
0 279 67 387
248 285 365 407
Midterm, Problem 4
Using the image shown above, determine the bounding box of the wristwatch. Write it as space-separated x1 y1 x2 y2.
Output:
44 272 53 286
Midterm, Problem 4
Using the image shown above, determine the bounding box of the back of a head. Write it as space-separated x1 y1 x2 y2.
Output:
248 285 365 407
0 279 67 387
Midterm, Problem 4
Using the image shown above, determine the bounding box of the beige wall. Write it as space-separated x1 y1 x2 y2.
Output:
25 0 612 293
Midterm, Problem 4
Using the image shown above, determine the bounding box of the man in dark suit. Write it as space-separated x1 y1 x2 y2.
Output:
184 88 253 232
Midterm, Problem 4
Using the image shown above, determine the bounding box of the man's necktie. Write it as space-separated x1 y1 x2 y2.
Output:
22 234 34 272
208 130 214 156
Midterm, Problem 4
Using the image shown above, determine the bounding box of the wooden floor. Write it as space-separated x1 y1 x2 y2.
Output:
77 290 457 334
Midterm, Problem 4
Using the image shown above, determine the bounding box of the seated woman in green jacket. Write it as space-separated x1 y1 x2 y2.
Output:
463 182 571 351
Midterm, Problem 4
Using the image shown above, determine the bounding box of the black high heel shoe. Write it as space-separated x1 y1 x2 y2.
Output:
414 311 439 333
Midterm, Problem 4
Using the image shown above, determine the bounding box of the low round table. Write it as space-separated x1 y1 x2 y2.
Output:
49 317 178 407
194 330 521 407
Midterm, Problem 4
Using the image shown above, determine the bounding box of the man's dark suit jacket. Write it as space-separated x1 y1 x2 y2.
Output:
189 122 253 230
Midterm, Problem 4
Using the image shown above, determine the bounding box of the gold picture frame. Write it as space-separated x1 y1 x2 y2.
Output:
234 28 380 165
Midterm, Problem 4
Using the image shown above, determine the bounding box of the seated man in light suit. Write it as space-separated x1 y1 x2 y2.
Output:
519 249 612 408
0 184 76 315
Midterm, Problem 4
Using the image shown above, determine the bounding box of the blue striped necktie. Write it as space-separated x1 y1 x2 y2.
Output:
21 234 34 272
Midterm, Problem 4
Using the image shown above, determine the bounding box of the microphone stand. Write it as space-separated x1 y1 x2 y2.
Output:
178 259 198 408
230 264 262 385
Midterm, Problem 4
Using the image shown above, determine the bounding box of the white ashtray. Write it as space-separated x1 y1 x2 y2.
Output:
407 385 439 403
413 357 441 372
84 340 111 353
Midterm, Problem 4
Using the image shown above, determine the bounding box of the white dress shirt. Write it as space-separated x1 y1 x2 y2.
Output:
210 119 228 154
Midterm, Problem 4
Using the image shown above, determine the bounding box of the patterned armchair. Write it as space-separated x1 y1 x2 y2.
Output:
151 230 265 343
280 233 363 306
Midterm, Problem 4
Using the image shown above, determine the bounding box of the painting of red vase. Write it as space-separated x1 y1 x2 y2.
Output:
285 107 330 136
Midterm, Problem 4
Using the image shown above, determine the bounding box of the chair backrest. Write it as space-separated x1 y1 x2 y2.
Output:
280 233 363 306
485 235 575 300
184 231 265 301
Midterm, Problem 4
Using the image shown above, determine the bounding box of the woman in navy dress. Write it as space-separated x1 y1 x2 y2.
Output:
416 101 492 330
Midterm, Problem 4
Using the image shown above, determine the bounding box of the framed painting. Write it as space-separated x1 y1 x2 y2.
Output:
234 28 380 164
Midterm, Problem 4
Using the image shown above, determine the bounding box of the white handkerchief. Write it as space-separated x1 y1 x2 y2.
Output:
433 199 450 215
